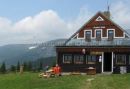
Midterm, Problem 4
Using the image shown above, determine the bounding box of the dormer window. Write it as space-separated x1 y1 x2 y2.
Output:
96 30 101 41
108 30 114 41
85 30 92 42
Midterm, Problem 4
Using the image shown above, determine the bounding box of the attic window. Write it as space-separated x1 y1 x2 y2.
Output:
108 30 114 41
96 30 101 41
96 16 104 21
85 31 91 42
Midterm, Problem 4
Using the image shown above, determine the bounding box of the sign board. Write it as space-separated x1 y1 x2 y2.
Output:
90 52 102 55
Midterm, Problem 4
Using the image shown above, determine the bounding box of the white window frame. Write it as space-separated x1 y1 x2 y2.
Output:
95 29 102 39
107 29 115 38
74 55 84 64
84 30 92 39
63 54 72 64
74 28 125 39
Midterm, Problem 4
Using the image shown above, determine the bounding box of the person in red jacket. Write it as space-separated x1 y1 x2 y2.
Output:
53 64 61 76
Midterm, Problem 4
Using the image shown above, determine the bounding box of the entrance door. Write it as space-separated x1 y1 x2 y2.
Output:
103 52 112 72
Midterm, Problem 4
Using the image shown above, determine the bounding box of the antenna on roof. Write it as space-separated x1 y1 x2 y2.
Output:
103 0 111 19
107 0 110 11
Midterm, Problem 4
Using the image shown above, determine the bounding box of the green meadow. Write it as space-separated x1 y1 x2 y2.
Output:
0 73 129 89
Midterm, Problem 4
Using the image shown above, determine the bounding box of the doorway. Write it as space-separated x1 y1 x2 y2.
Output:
103 52 112 72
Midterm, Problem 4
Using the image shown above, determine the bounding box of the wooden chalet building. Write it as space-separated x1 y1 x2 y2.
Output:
56 11 130 74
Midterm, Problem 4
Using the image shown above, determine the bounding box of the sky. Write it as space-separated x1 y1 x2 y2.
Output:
0 0 130 45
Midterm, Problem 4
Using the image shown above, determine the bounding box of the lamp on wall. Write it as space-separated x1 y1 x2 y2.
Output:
82 49 86 54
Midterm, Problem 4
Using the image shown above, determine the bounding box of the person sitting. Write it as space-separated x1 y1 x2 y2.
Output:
39 64 61 78
53 64 61 76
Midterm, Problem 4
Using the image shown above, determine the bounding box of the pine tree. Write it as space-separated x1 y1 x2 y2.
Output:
27 61 32 71
23 62 27 71
39 61 43 70
37 61 43 71
0 62 6 74
17 61 20 71
10 65 16 72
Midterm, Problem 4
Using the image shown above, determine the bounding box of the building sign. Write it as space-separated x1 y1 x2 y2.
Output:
90 52 102 55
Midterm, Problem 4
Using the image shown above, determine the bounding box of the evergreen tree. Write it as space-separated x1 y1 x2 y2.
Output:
23 62 27 71
0 62 6 74
37 61 43 71
27 61 32 71
10 65 16 72
39 61 43 70
17 61 20 71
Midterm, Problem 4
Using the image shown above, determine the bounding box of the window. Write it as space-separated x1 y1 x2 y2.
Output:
116 54 126 65
96 30 101 41
85 31 91 42
87 55 96 64
108 30 114 41
74 55 84 64
63 54 72 64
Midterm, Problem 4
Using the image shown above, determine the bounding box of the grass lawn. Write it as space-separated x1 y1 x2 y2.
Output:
0 72 129 89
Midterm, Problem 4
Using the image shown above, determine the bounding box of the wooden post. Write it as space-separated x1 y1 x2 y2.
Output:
20 65 24 74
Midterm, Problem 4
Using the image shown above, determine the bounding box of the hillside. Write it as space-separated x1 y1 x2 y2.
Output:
0 39 66 66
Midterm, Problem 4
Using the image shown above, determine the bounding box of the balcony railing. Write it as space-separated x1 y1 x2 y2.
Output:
64 38 130 46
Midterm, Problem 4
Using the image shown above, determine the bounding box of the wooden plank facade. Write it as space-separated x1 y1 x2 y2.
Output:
56 11 130 74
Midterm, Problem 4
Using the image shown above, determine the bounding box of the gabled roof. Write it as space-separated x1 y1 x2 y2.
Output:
64 11 130 45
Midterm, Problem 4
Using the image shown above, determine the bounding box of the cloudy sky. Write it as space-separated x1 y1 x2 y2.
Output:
0 0 130 45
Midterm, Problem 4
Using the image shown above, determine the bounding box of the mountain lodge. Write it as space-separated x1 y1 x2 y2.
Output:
56 10 130 74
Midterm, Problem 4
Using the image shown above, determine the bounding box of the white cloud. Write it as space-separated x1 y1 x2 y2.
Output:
111 1 130 33
0 9 92 45
0 2 130 46
0 10 69 45
67 6 92 36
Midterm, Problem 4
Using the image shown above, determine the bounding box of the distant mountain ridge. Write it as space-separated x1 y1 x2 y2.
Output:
0 39 66 66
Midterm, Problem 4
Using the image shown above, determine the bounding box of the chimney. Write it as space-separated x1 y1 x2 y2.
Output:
103 11 111 19
103 5 111 19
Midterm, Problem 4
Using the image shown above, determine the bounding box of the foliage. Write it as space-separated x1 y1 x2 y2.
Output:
27 61 32 71
8 57 56 73
23 62 27 71
0 62 6 73
10 65 16 72
16 61 20 71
